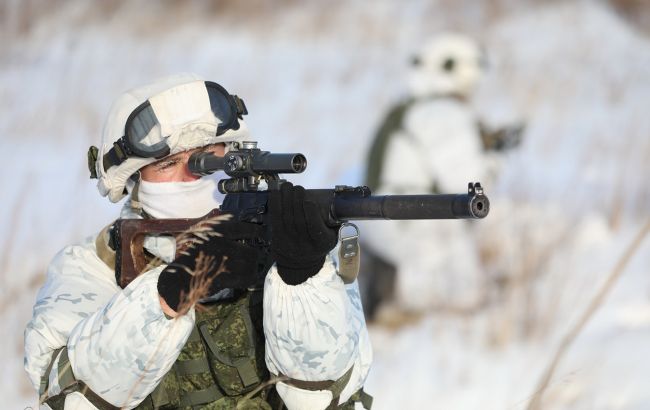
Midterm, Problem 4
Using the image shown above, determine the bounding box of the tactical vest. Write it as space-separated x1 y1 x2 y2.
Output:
135 289 274 409
40 225 372 409
136 291 371 409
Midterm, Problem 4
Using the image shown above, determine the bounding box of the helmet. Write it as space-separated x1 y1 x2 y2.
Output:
90 73 250 202
407 33 486 98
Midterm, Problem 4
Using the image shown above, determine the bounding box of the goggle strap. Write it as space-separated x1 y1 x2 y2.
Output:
102 137 132 172
87 146 99 179
233 95 248 117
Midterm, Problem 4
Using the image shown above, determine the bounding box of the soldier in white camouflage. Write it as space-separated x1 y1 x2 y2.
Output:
24 73 373 410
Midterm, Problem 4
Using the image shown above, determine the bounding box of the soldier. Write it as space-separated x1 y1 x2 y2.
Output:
360 33 523 319
24 74 373 409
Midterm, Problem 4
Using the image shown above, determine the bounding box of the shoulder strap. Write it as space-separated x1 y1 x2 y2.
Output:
39 347 63 400
343 388 373 409
41 347 120 410
365 98 416 191
95 222 117 271
273 366 354 410
197 314 260 388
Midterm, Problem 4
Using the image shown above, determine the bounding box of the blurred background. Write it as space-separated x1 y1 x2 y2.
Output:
1 0 649 408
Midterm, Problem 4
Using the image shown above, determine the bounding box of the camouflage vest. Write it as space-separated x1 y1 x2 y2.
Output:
135 289 279 410
135 290 371 410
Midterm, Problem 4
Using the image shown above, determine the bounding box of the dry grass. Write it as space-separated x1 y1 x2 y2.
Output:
0 174 31 291
608 0 650 34
526 218 650 410
174 252 225 316
475 201 578 347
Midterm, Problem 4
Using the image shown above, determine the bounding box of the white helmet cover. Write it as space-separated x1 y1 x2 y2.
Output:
96 73 250 202
408 32 486 98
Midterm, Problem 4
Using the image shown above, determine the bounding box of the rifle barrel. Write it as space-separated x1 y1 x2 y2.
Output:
332 193 489 220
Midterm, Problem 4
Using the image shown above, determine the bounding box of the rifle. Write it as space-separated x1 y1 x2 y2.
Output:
113 141 490 288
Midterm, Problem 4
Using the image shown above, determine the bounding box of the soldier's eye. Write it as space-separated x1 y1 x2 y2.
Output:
156 159 179 171
443 58 455 72
411 55 422 67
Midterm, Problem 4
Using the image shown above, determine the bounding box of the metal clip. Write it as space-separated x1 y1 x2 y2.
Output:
337 223 361 284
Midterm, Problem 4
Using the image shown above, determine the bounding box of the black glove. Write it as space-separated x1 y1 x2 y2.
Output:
157 216 264 312
269 182 338 285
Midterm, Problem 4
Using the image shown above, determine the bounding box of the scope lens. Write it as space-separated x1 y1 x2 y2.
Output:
292 154 307 173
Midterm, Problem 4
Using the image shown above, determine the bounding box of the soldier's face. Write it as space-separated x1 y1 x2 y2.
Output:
140 143 226 183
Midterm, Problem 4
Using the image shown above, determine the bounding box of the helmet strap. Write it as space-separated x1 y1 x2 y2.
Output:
127 177 145 215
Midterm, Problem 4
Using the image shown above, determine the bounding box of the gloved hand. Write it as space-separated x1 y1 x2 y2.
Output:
157 215 264 312
269 182 338 285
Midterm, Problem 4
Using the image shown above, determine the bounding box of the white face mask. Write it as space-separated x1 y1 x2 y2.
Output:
138 176 225 219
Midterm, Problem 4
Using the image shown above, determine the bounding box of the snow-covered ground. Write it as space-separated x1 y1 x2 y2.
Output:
1 1 649 408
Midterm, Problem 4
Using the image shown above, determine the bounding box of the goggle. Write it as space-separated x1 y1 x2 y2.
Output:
101 81 248 171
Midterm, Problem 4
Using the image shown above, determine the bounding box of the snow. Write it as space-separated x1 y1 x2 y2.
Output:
1 1 649 408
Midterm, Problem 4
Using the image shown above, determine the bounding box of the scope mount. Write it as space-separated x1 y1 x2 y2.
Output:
214 141 305 194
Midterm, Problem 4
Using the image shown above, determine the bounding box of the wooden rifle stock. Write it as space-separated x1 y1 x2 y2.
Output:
114 209 222 288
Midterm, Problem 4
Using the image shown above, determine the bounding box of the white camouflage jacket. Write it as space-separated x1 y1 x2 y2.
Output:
24 216 372 409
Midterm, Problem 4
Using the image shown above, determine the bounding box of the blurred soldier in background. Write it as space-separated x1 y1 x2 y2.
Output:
24 74 373 409
360 33 523 320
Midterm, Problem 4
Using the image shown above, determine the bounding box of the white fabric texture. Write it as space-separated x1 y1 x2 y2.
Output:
142 235 177 263
97 74 250 203
264 254 373 405
24 235 195 408
275 383 333 410
68 268 195 407
138 177 222 219
147 81 219 150
380 98 486 194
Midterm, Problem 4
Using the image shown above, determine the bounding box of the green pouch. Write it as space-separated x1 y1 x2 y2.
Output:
197 291 267 397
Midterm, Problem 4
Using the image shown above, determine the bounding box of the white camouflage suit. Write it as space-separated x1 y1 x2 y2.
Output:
360 33 494 311
23 75 372 410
